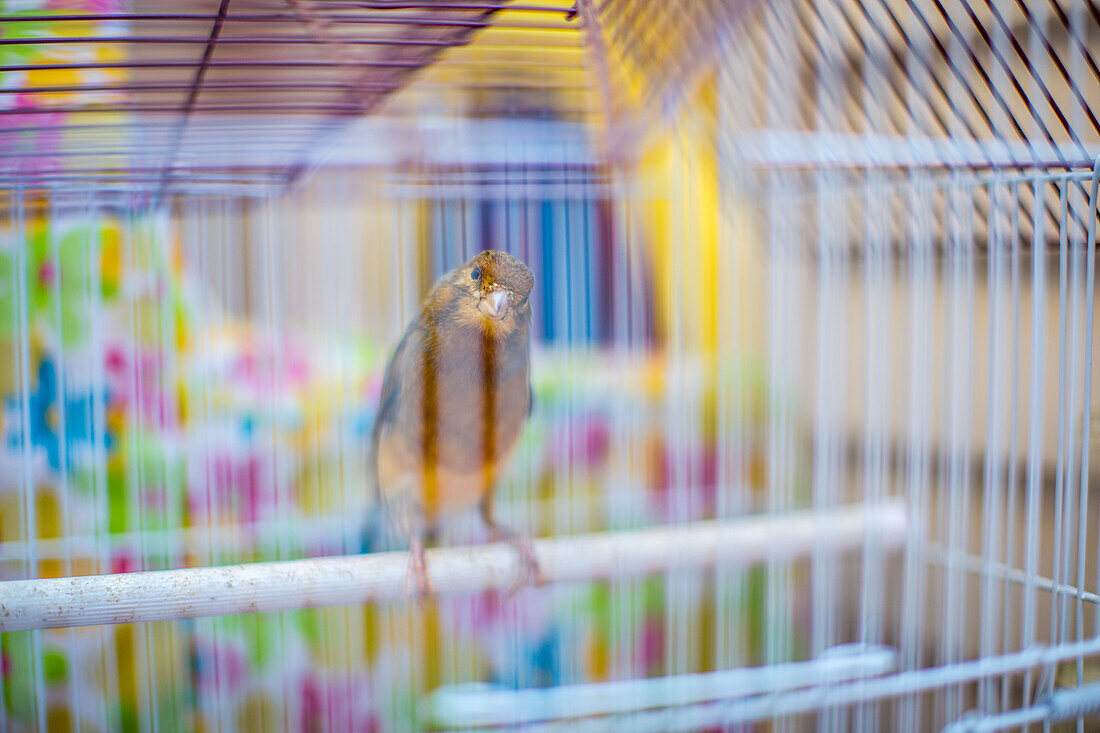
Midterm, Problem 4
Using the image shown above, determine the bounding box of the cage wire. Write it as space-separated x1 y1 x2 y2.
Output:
0 0 1099 731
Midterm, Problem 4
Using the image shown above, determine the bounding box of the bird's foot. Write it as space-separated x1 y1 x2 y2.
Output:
406 538 433 605
489 527 543 597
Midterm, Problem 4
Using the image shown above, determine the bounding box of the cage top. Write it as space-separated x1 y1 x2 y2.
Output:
4 0 1100 205
0 0 617 201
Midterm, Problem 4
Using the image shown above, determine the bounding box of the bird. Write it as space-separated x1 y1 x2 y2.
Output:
366 249 540 601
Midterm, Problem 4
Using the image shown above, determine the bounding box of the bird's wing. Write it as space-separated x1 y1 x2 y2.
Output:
365 324 418 549
372 323 418 452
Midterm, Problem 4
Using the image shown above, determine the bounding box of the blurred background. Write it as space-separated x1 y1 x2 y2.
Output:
2 0 1100 731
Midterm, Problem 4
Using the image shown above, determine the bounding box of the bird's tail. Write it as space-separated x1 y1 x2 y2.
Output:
359 457 405 553
358 500 393 554
360 434 391 554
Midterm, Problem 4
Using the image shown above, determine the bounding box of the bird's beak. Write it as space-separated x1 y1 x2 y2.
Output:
478 288 510 320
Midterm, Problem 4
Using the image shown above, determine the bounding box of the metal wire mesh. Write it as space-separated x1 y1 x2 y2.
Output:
1 0 1100 731
1 1 587 196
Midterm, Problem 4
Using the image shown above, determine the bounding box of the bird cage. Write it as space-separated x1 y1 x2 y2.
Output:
1 0 1099 731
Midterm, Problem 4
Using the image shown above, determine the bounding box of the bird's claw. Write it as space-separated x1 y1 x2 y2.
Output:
406 540 433 605
510 542 543 598
491 529 543 597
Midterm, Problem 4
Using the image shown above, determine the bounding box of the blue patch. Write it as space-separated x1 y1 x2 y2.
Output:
5 359 113 473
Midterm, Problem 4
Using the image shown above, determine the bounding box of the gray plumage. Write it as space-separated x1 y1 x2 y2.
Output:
367 250 539 598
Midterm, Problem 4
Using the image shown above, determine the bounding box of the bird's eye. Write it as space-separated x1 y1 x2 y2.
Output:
471 267 481 280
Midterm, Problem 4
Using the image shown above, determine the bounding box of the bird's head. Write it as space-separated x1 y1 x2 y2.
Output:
445 250 534 333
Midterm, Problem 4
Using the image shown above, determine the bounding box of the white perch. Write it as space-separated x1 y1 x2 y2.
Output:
0 500 907 632
426 643 899 728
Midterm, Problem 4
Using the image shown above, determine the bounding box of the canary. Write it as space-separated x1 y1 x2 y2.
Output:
367 250 539 600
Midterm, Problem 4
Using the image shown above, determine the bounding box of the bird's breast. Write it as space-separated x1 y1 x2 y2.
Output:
430 340 529 471
379 334 528 522
384 325 530 489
